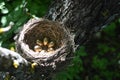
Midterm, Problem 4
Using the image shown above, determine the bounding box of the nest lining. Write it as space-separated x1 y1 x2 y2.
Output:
24 21 65 50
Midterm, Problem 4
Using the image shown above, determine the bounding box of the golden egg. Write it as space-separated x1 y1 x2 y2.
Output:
48 41 54 48
36 40 43 46
47 47 54 52
43 37 48 46
34 45 42 52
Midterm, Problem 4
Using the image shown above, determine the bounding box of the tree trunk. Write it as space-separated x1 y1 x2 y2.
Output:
45 0 120 46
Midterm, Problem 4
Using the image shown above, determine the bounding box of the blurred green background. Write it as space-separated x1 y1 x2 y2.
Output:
0 0 120 80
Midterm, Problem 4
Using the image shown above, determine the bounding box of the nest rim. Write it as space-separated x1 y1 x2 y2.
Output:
16 18 72 61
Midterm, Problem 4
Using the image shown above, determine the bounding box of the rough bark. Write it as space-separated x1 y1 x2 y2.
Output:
0 47 28 71
0 47 31 80
45 0 120 46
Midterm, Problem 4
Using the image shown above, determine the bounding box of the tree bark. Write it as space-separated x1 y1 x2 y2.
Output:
45 0 120 46
0 47 28 71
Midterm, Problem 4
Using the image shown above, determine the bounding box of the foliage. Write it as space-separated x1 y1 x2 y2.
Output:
0 0 51 79
0 0 120 80
53 19 120 80
0 0 51 49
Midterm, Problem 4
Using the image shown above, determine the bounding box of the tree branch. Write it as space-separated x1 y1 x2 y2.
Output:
0 47 28 71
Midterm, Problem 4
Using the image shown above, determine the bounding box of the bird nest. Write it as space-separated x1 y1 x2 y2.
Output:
24 19 64 51
15 18 73 68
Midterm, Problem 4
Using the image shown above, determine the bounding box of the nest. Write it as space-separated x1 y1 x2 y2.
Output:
24 20 65 50
15 18 74 71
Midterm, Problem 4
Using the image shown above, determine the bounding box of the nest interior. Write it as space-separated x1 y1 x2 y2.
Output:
24 20 68 51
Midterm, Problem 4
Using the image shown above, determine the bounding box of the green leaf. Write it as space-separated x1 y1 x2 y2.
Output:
75 46 87 57
103 22 116 36
92 56 108 70
1 16 7 26
1 7 9 14
93 75 101 80
101 71 114 80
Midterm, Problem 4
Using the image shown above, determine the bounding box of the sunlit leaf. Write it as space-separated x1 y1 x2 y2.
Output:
1 16 7 26
0 2 5 9
1 7 9 14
